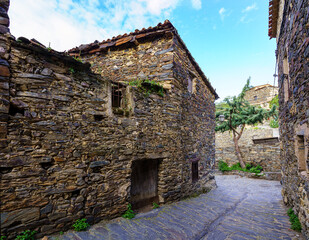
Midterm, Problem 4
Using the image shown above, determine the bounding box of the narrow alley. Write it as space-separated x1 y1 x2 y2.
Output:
51 175 303 240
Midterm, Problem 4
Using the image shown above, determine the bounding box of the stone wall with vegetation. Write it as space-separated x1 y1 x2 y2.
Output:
0 4 217 238
80 31 217 199
216 127 281 173
276 0 309 237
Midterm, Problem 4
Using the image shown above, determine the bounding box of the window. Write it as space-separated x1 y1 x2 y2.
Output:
296 135 306 172
283 55 290 102
187 74 197 94
187 77 193 93
253 96 257 101
192 161 199 183
110 81 134 117
112 82 124 108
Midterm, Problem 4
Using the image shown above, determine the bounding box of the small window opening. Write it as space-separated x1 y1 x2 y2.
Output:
112 83 124 108
187 77 193 93
254 96 257 101
8 221 22 228
296 135 306 172
192 161 199 183
72 189 81 197
283 55 290 102
9 105 24 116
0 167 13 174
94 115 104 121
40 161 54 170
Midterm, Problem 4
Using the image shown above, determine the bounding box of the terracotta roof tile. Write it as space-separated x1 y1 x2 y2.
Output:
68 20 219 99
268 0 280 38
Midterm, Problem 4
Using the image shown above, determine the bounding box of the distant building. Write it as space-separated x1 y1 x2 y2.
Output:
269 0 309 237
244 84 278 109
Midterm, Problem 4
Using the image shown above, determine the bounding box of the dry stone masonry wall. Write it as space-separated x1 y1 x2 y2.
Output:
243 84 278 109
216 128 281 174
0 0 10 154
276 0 309 237
0 2 217 238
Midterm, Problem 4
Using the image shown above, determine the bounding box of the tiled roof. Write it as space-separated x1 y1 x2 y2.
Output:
68 20 174 55
268 0 280 38
68 20 219 99
249 84 278 91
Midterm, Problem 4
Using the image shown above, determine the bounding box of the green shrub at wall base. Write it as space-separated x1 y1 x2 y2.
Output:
218 160 230 172
287 208 302 232
218 160 263 174
152 202 160 209
72 218 90 231
122 204 135 219
15 230 37 240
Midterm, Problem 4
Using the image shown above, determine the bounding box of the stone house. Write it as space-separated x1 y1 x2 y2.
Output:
269 0 309 237
243 84 278 109
0 1 218 238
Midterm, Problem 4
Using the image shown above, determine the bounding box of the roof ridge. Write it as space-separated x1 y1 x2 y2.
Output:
68 19 174 54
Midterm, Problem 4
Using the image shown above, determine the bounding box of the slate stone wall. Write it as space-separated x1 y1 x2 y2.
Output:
215 128 281 173
0 0 10 153
243 85 278 109
0 2 216 237
276 0 309 237
81 33 216 200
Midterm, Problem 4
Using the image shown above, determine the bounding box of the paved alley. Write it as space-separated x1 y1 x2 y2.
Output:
52 175 303 240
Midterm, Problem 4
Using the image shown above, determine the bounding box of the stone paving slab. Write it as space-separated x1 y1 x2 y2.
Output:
50 175 304 240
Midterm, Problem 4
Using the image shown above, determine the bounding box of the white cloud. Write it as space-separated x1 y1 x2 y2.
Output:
240 3 258 23
139 0 180 15
191 0 202 10
242 3 258 13
219 7 226 21
9 0 182 51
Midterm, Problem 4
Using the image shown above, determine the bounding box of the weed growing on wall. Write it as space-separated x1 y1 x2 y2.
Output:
0 236 7 240
73 56 83 63
72 218 90 231
270 119 279 128
15 230 37 240
122 204 135 219
153 202 160 209
287 208 302 232
69 67 75 74
129 79 164 97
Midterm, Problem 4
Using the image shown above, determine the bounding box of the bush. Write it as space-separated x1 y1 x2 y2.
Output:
230 163 243 171
122 204 135 219
16 230 37 240
245 163 252 170
72 218 90 231
218 161 262 174
287 208 302 232
0 236 7 240
218 160 230 172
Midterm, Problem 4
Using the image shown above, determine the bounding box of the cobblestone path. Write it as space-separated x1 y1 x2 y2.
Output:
52 175 303 240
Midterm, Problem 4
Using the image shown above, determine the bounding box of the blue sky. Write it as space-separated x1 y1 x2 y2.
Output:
9 0 277 101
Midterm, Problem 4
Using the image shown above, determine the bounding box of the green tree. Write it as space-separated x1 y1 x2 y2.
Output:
269 95 279 128
215 77 276 168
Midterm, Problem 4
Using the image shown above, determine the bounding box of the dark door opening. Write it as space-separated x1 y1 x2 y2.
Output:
131 159 160 209
192 161 199 183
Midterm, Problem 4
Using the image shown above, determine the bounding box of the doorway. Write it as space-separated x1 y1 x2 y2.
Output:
131 159 160 209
